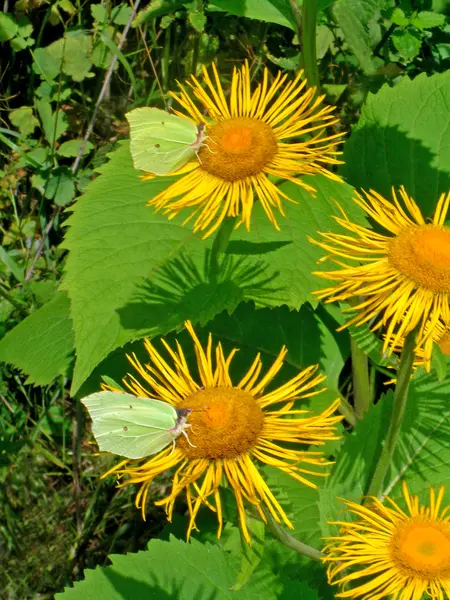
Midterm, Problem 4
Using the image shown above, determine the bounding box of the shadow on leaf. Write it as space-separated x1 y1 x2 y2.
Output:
118 250 282 337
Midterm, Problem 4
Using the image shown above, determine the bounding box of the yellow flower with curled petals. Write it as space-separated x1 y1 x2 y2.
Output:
144 62 344 238
323 482 450 600
103 321 342 543
310 186 450 357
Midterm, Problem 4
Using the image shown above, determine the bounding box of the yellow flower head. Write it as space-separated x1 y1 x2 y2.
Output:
390 317 450 373
310 186 450 356
145 62 344 238
323 482 450 600
103 321 342 543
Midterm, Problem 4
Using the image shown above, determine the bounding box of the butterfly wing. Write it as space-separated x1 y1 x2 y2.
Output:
82 391 178 459
126 107 198 174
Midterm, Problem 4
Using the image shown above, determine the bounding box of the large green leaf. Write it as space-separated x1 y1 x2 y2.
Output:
385 368 450 505
62 143 245 393
342 72 450 216
63 141 362 393
228 176 367 310
0 292 74 385
56 536 314 599
319 391 392 536
78 301 349 410
207 301 349 388
263 466 324 550
320 368 450 538
208 0 296 29
331 0 381 73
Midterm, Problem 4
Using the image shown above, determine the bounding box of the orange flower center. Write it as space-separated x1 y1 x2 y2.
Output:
177 386 264 459
389 225 450 293
438 331 450 356
198 117 278 182
392 519 450 576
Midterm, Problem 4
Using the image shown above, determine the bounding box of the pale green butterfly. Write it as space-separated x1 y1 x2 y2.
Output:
126 107 206 176
81 390 192 459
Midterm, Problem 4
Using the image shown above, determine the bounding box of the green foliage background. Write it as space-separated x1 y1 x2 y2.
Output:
0 0 449 597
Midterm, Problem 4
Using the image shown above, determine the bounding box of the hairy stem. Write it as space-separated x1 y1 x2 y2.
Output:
351 337 371 420
209 216 236 279
263 507 323 561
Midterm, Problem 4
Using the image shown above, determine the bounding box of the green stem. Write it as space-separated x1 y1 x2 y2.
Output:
209 216 237 279
366 329 417 499
351 337 371 420
263 507 323 561
300 0 320 91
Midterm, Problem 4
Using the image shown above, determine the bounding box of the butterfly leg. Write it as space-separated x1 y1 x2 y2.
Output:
181 428 197 448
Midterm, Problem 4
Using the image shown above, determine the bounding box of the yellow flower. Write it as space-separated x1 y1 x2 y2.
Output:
310 186 450 356
145 62 344 238
323 482 450 600
103 321 342 543
390 318 450 372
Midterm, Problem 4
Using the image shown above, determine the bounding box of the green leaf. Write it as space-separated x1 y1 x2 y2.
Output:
111 3 133 24
208 301 349 393
10 35 34 51
17 147 51 170
57 139 94 157
345 309 398 368
319 391 392 536
56 536 287 599
0 246 25 283
266 53 301 70
90 28 115 69
264 466 324 549
392 28 422 60
35 98 69 146
32 47 62 82
228 177 367 310
0 12 18 41
410 10 446 30
385 368 450 505
35 81 72 102
331 0 380 73
46 34 93 82
62 141 363 393
342 72 450 217
230 516 265 591
91 3 107 23
209 0 296 30
431 343 447 382
133 0 185 24
0 292 74 386
388 7 409 26
17 16 33 38
58 0 77 16
188 10 207 32
29 279 58 304
316 24 334 59
9 106 39 136
62 143 242 393
45 167 76 205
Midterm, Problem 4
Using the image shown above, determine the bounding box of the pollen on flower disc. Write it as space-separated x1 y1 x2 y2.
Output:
389 225 450 293
198 117 278 181
177 386 264 459
392 520 450 576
